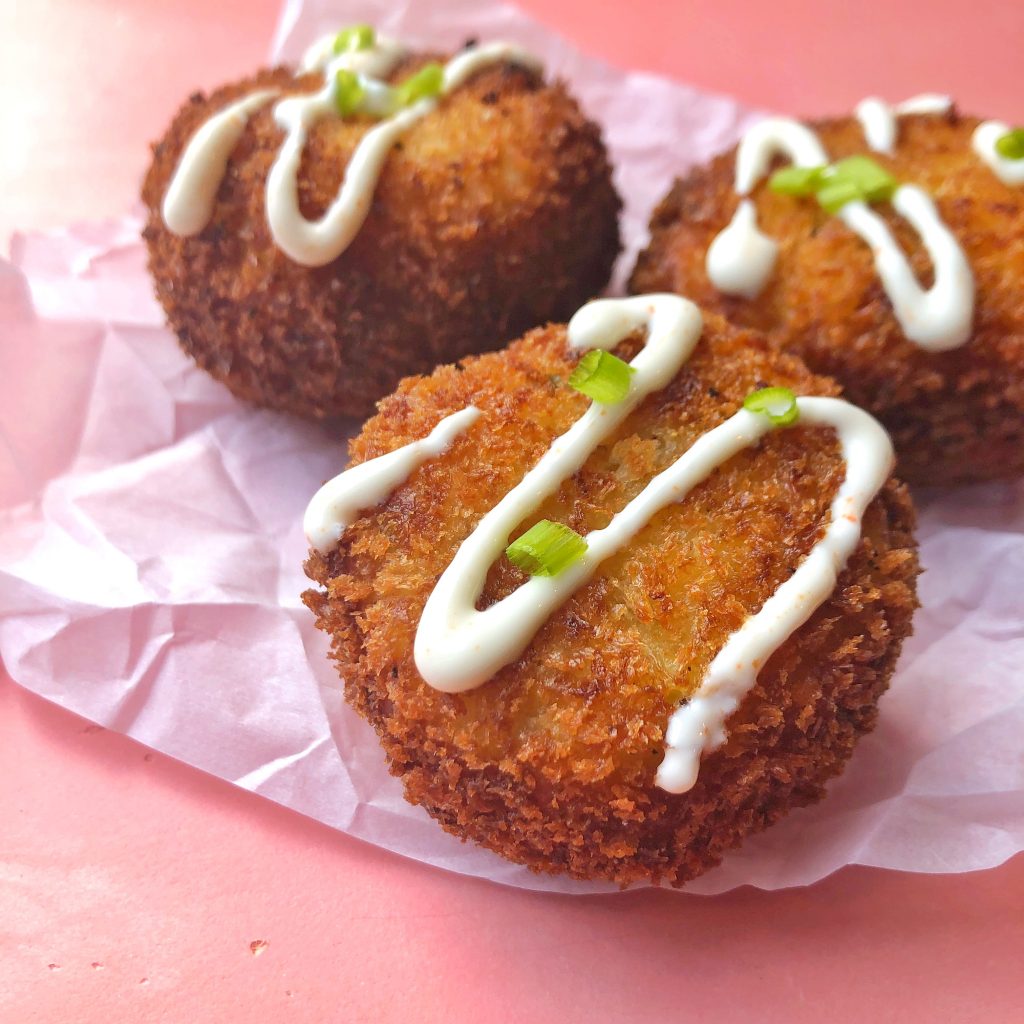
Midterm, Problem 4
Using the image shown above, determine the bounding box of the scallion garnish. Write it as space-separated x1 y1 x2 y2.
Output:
828 155 899 203
743 386 800 426
505 520 588 577
334 69 366 117
333 24 376 54
568 349 636 404
769 165 827 196
770 155 899 214
817 156 898 213
995 128 1024 160
394 63 445 107
816 178 864 215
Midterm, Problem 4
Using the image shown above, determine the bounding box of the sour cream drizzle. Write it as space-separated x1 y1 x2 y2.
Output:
162 90 278 235
854 94 951 155
705 200 778 300
304 295 895 793
304 406 480 555
162 33 542 266
972 121 1024 186
414 295 704 697
705 112 975 351
656 396 892 792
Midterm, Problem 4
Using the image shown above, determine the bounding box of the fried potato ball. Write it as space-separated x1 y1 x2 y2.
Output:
141 51 621 419
303 313 919 886
630 109 1024 486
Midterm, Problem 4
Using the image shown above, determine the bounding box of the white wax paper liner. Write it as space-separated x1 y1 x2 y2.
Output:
1 0 1022 895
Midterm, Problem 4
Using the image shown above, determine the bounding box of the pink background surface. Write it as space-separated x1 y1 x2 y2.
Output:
2 1 1022 1020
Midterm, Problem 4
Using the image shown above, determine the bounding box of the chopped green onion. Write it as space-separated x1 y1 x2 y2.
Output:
816 178 864 214
771 155 899 213
743 386 800 426
568 350 636 404
828 155 899 203
505 520 588 577
394 62 445 107
333 24 376 54
769 165 828 196
995 128 1024 160
333 69 366 117
815 156 899 213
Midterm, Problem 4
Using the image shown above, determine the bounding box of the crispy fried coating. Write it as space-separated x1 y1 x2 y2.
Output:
303 315 919 886
630 109 1024 485
141 52 621 419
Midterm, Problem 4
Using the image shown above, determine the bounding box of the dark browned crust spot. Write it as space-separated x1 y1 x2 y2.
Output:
141 54 622 419
303 314 920 886
630 109 1024 486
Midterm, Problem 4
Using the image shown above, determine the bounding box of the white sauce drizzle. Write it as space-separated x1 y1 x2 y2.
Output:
163 34 542 266
705 200 778 299
972 121 1024 186
657 396 892 792
732 118 828 192
294 294 895 793
839 188 974 350
705 115 975 351
855 94 952 155
162 90 278 235
414 295 703 696
304 406 480 554
298 34 408 77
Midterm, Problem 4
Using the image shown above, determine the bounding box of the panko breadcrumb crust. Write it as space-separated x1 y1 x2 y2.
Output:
630 109 1024 486
141 51 621 419
303 314 920 887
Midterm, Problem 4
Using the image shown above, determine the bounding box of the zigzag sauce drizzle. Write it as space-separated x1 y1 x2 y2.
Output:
163 34 541 265
305 295 894 793
705 114 975 351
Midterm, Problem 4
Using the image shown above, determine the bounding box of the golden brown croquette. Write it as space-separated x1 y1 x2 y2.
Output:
142 51 621 419
630 109 1024 486
302 314 919 886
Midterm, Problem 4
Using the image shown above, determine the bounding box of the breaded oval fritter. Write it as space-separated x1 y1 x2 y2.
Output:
303 314 919 886
142 50 621 419
630 109 1024 486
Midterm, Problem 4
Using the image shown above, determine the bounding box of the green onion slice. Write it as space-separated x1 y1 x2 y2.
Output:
505 520 588 577
769 165 828 196
743 386 800 426
333 69 366 117
828 155 899 203
333 24 376 54
995 128 1024 160
568 349 636 404
816 178 864 214
771 155 899 213
394 62 445 107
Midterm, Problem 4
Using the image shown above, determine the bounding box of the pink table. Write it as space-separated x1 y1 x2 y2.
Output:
2 2 1022 1020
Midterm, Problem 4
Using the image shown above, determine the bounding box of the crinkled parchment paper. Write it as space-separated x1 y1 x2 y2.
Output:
1 0 1022 895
